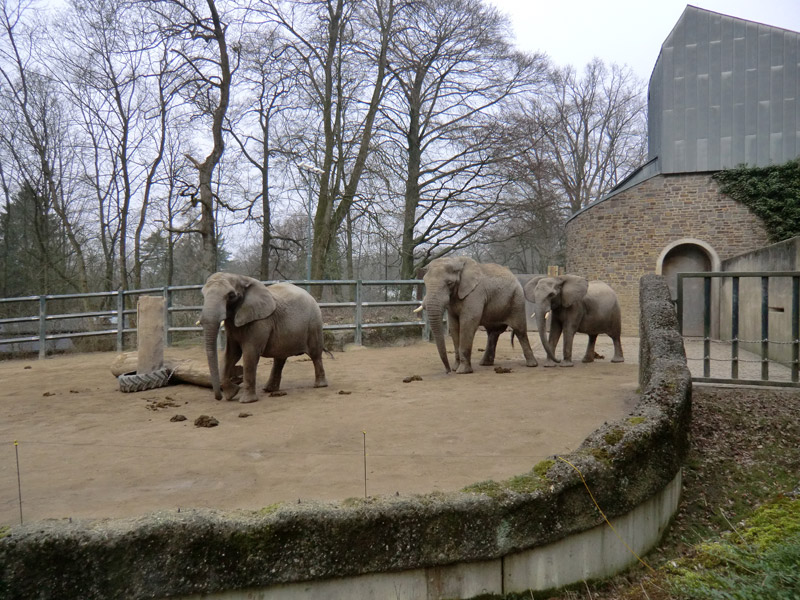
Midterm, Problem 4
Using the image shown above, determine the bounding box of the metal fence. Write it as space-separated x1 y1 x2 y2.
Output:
0 279 426 359
676 271 800 387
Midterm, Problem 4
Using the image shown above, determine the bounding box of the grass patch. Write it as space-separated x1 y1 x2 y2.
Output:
666 498 800 599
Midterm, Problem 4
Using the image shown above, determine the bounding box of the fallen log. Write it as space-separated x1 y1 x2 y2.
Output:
110 352 242 388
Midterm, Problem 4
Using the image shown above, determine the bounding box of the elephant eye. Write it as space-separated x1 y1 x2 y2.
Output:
227 291 237 300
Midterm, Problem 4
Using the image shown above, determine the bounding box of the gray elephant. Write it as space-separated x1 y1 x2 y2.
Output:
417 256 538 374
200 272 328 403
523 274 624 367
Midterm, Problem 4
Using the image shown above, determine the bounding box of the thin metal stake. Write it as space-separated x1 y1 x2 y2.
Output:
15 440 23 525
362 431 368 498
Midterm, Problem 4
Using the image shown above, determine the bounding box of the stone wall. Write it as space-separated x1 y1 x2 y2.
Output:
0 276 691 600
566 172 771 335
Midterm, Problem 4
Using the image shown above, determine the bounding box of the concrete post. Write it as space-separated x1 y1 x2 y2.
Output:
137 296 165 374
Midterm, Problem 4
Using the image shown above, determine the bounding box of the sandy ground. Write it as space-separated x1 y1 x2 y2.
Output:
0 333 640 526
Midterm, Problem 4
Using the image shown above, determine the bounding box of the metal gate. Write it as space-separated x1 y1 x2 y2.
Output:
676 271 800 387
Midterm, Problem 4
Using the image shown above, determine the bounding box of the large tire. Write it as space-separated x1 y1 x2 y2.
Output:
118 367 172 393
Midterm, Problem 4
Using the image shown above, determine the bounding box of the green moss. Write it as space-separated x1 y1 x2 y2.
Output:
505 474 545 494
0 525 8 539
462 480 504 497
588 447 612 464
739 496 800 551
532 459 555 479
463 460 554 496
258 503 283 516
627 416 646 426
666 497 800 598
603 428 625 446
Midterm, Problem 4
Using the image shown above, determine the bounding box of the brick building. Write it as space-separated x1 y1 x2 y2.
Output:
565 6 799 335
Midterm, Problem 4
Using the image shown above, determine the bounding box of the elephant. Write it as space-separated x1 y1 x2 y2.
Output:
200 272 328 403
523 274 624 367
417 256 538 374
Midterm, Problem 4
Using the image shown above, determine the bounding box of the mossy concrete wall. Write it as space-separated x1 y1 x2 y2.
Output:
0 275 691 600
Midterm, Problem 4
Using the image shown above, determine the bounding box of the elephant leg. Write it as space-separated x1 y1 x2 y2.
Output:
239 351 261 403
221 341 242 401
545 320 562 367
311 353 328 388
582 334 598 363
560 327 576 367
479 327 503 366
450 315 462 371
611 336 625 363
264 357 286 394
514 330 538 367
455 320 478 374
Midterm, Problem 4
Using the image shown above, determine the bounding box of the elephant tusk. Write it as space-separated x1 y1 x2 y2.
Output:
413 305 424 313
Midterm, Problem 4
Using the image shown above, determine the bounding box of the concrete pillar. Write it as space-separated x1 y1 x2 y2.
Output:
137 296 165 374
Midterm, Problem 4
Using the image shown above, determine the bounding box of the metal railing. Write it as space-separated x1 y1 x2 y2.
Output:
677 271 800 387
0 279 426 359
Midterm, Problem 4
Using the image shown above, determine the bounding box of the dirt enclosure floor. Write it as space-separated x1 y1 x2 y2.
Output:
0 333 640 526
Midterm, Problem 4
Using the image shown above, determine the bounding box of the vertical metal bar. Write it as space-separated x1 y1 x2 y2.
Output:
355 280 363 346
116 289 125 352
38 296 47 360
731 277 739 379
163 286 172 347
793 276 799 383
676 273 684 334
761 276 769 381
704 276 711 378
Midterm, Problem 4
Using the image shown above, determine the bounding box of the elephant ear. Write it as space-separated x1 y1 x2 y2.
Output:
234 280 277 327
559 275 589 307
456 257 481 300
523 275 547 302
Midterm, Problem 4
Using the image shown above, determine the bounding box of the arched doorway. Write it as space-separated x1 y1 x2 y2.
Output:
658 240 718 337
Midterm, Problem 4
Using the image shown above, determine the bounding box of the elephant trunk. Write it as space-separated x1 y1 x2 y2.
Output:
426 301 452 373
201 307 224 400
536 307 559 364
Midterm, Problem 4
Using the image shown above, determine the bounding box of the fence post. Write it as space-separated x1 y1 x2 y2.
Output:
732 277 739 380
355 280 363 346
38 296 47 359
793 276 799 383
163 286 172 347
116 289 125 353
761 276 769 381
703 276 711 378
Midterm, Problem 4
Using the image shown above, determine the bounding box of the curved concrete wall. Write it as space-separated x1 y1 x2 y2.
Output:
0 276 691 600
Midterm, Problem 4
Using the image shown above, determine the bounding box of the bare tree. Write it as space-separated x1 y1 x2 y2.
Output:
0 0 90 294
225 26 295 280
379 0 548 281
261 0 398 292
537 59 647 214
148 0 238 277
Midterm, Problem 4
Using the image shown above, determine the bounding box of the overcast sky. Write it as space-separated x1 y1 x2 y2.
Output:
487 0 800 82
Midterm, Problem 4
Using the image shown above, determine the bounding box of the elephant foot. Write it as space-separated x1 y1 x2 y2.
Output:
455 365 473 374
544 360 558 367
525 358 538 367
222 382 240 401
611 356 625 363
479 359 494 366
581 356 595 363
559 360 575 367
314 379 328 388
239 394 258 404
